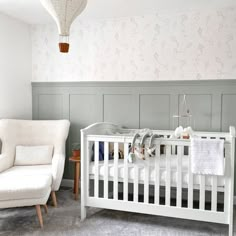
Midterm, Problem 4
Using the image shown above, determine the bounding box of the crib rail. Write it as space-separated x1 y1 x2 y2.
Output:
81 124 235 235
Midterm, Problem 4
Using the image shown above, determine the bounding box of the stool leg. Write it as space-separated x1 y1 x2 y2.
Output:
35 205 43 228
51 191 58 207
43 204 48 214
75 162 79 200
73 163 76 194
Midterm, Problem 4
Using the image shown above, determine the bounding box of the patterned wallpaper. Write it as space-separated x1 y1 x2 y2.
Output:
31 7 236 81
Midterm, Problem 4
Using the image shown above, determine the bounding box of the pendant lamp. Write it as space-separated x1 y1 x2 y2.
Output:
40 0 87 53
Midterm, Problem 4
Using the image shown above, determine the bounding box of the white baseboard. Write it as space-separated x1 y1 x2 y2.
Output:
61 178 74 188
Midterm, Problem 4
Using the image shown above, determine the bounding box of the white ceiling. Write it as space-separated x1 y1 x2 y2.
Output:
0 0 236 24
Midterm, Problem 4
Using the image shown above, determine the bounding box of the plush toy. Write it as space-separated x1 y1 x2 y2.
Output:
127 132 140 163
127 130 153 162
174 126 184 138
182 127 194 139
138 132 153 160
146 134 160 157
172 126 194 139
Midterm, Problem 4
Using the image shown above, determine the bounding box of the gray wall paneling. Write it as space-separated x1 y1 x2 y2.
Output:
32 80 236 189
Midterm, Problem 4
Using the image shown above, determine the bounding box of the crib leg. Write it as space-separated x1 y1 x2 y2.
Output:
81 205 87 221
229 222 234 236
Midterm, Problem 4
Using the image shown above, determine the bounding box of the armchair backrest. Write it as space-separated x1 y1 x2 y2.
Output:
0 119 70 168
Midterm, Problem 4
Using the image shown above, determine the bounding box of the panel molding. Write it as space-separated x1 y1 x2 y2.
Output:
139 94 171 130
178 94 212 131
38 94 63 120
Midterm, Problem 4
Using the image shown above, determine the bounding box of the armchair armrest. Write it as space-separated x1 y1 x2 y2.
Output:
0 154 10 173
51 153 66 191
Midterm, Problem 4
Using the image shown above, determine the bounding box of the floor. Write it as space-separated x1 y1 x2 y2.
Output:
0 188 233 236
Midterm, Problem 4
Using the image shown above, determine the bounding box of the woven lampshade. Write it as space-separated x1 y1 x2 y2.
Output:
40 0 87 53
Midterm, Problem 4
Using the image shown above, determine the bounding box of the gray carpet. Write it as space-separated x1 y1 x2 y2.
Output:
0 188 233 236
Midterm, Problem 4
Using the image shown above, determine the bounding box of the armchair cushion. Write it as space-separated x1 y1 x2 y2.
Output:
0 175 52 201
14 145 54 166
1 165 52 178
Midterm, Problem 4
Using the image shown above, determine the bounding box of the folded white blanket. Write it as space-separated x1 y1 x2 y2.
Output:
191 138 224 175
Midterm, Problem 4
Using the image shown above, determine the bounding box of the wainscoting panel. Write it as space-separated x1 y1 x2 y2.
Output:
70 94 103 140
103 94 137 128
140 94 170 129
222 94 236 132
178 94 212 130
32 80 236 186
38 94 63 120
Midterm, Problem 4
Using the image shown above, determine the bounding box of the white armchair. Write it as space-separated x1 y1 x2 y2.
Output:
0 154 9 173
0 119 70 227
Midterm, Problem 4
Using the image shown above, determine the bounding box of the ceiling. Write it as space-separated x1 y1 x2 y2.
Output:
0 0 235 24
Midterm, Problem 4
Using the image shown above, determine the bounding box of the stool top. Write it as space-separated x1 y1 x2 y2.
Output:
69 157 80 162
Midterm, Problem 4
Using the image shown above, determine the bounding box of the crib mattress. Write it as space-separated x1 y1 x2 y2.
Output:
89 157 225 189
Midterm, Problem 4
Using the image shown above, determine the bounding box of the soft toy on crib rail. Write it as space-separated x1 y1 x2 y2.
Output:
127 126 194 163
146 134 161 157
171 126 194 139
127 129 152 163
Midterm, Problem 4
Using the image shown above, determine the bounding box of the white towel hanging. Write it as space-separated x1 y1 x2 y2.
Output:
191 138 224 175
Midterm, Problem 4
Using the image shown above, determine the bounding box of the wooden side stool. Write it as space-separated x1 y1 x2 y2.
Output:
69 156 80 200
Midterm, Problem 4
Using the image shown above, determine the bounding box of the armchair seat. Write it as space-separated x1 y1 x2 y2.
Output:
0 175 51 202
0 165 52 178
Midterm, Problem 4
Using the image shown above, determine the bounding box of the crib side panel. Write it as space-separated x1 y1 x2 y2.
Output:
84 132 233 226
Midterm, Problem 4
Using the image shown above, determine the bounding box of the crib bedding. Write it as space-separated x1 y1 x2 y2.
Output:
89 158 225 189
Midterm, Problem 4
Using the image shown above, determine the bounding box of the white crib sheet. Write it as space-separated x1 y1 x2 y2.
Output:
89 157 225 189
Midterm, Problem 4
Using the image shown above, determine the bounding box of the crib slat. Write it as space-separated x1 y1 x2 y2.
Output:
113 142 119 200
87 141 91 197
188 146 193 209
104 142 109 199
211 176 217 211
200 175 206 210
94 141 99 198
134 165 139 202
124 143 129 202
144 148 150 204
171 145 176 155
224 147 230 214
166 145 171 206
211 138 220 211
155 145 160 205
177 146 183 207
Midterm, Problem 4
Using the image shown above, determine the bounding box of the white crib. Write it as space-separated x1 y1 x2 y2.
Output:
81 122 235 236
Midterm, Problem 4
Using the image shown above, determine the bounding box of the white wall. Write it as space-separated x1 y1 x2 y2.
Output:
31 7 236 82
0 13 32 119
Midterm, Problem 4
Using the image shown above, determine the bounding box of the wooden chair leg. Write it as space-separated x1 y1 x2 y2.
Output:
35 205 43 228
43 204 48 214
51 191 58 207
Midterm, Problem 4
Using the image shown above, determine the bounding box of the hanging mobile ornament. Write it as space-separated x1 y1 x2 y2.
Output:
173 94 193 130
